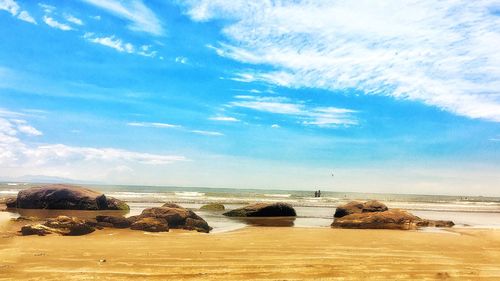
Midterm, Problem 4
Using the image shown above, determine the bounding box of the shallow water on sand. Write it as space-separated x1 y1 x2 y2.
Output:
2 183 500 232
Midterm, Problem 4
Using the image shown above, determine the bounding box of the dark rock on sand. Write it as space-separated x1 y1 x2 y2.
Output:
331 200 454 230
5 197 17 208
200 203 225 211
333 200 388 218
11 184 129 210
223 203 296 217
331 209 421 230
21 216 95 236
129 205 211 233
416 220 455 228
130 217 169 232
95 215 131 228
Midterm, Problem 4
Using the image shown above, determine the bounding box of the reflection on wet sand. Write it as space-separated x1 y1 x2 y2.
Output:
230 217 296 227
12 208 129 220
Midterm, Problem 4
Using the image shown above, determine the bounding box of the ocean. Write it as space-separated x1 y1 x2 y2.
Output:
2 182 500 232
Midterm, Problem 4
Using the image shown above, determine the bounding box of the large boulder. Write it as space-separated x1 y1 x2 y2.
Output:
331 209 421 230
331 200 454 230
223 203 296 217
21 216 96 236
200 203 225 211
129 205 211 233
333 200 388 218
10 184 129 210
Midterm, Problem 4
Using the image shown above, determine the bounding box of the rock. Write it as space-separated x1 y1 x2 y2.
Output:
161 203 183 208
331 209 421 230
12 184 129 210
362 200 389 213
130 217 169 232
200 203 225 211
95 216 131 228
5 197 17 208
223 203 296 217
20 225 52 236
130 206 211 233
43 216 96 236
333 200 388 218
416 220 455 228
20 216 95 236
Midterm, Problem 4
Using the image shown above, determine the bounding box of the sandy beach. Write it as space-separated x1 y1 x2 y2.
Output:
1 223 499 280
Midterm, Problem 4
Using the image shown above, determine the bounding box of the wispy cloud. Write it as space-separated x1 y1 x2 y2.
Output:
182 1 500 122
43 15 72 31
190 130 224 136
83 33 157 57
128 121 223 136
64 13 83 25
127 122 181 128
209 116 240 122
0 114 186 168
81 0 164 36
0 0 36 24
230 95 358 127
175 56 188 64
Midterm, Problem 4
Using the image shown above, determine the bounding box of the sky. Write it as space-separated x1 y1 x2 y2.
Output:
0 0 499 196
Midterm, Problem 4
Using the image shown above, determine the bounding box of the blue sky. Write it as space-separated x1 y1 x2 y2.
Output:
0 0 499 195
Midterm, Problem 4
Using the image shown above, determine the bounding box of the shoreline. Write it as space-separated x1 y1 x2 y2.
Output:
1 226 499 280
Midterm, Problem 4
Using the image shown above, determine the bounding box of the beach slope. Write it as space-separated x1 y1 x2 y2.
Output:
0 227 499 280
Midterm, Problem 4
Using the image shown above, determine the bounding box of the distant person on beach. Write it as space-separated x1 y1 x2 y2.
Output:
314 191 318 197
318 190 321 197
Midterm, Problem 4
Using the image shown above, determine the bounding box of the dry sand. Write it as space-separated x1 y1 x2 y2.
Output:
1 221 500 281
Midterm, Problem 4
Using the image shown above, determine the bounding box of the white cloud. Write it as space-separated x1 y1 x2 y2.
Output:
0 0 19 15
43 15 72 31
64 13 83 25
83 33 157 57
81 0 163 36
0 115 186 170
17 10 36 24
271 124 280 128
182 1 500 122
90 15 101 20
38 3 55 13
1 0 36 24
209 116 240 122
17 125 42 136
230 95 357 127
127 122 181 128
190 130 224 136
175 56 188 64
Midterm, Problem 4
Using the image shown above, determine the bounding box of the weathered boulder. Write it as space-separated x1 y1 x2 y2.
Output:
130 217 169 232
331 209 421 230
331 201 454 230
10 184 129 210
333 200 388 218
129 206 211 233
223 203 296 217
95 215 131 228
21 216 95 236
200 203 225 211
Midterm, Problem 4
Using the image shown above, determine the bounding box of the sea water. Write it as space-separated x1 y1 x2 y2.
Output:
1 182 500 232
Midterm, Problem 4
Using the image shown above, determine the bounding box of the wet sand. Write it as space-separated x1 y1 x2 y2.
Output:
1 222 500 280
